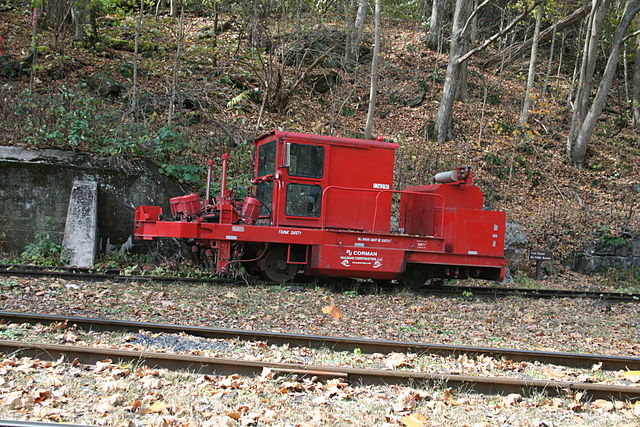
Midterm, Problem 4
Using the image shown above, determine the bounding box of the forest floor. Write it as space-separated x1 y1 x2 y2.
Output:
0 275 639 425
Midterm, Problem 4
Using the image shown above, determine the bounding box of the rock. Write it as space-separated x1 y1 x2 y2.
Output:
86 72 126 97
504 221 528 271
306 70 338 93
406 81 427 108
0 53 32 78
405 90 425 108
572 232 640 276
105 37 157 53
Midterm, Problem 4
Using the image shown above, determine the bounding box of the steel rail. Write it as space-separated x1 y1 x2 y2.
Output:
0 266 222 285
2 265 639 302
1 311 638 371
429 285 640 302
0 421 91 427
0 340 638 400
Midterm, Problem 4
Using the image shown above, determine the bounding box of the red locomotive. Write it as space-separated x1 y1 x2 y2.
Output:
134 130 507 286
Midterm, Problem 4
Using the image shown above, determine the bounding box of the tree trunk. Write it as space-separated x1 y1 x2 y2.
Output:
427 0 444 50
349 0 368 63
541 26 556 100
131 0 144 115
30 7 39 92
435 0 540 142
567 0 610 158
519 3 543 126
566 20 585 107
470 0 478 43
571 0 640 167
71 0 90 40
435 0 469 142
633 16 640 126
556 30 565 78
168 2 184 127
250 0 261 46
45 0 68 31
364 0 381 140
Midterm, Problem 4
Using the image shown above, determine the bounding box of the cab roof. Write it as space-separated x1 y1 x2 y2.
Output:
255 130 399 151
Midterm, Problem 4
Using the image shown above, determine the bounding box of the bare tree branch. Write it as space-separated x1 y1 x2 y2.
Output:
482 5 587 67
457 0 543 64
460 0 491 38
287 42 340 95
623 28 640 42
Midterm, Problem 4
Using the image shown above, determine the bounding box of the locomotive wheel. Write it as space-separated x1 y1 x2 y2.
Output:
262 247 298 282
402 265 440 289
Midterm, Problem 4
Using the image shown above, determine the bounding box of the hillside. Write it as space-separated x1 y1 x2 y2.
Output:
1 7 639 271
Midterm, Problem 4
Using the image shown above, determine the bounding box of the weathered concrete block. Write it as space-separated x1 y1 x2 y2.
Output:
505 221 528 271
62 180 98 267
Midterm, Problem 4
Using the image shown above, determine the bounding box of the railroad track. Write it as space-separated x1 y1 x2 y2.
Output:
1 264 639 302
1 311 639 372
1 339 638 401
0 421 90 427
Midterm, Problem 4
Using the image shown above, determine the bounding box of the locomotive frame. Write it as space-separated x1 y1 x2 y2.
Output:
134 130 507 285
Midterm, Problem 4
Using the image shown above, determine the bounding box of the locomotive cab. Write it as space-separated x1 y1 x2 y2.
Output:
253 131 398 233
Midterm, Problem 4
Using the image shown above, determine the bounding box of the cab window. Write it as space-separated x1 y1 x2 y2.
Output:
257 140 276 176
256 140 276 216
289 144 324 178
286 184 322 217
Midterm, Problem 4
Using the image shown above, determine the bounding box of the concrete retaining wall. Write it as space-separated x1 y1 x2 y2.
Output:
0 146 185 254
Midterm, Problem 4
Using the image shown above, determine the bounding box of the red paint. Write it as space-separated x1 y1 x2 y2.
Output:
170 194 201 217
134 131 508 282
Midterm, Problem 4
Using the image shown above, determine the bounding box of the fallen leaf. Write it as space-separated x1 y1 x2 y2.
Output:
543 368 566 380
322 304 343 320
149 415 177 426
622 370 640 382
32 389 52 403
95 393 122 414
146 401 169 414
385 352 414 369
127 399 143 411
312 395 327 405
503 393 522 406
32 406 65 420
62 330 80 342
101 380 126 392
260 367 274 380
592 399 614 411
140 376 165 389
401 413 426 427
227 411 242 420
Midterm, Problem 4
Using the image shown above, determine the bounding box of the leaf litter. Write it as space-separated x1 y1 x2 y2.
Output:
0 275 639 424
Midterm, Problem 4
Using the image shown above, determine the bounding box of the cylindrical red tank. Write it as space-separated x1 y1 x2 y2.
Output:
241 196 262 224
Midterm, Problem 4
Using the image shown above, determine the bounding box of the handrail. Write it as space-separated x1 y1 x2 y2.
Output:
373 189 445 237
320 186 445 237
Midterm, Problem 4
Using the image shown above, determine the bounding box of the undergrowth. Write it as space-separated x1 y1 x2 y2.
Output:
19 218 69 266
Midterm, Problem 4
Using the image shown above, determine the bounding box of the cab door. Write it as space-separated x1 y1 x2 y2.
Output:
254 139 276 221
279 142 326 228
